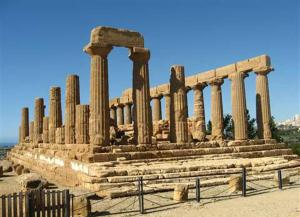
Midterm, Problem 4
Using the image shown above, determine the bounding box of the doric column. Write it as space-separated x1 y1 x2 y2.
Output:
163 93 171 121
76 105 90 144
117 104 124 126
208 78 224 140
49 86 62 143
124 103 132 125
84 44 112 146
55 127 65 144
152 95 162 121
192 83 207 141
110 106 117 124
42 116 49 143
34 98 45 143
29 121 34 143
65 74 80 144
229 72 248 140
185 87 191 118
20 107 29 142
169 65 188 143
129 47 153 144
255 67 272 139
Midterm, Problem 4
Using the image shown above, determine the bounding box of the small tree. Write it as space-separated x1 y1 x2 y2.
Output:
223 114 233 139
247 109 257 139
206 120 212 135
270 116 283 142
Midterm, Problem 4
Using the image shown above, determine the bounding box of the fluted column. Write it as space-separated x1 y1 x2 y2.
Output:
117 104 124 126
42 116 49 143
49 87 62 143
209 78 224 140
193 83 207 141
55 127 65 144
20 107 29 142
169 65 188 143
255 67 272 139
164 93 171 121
29 121 34 143
124 103 132 125
84 44 112 146
229 72 248 140
76 105 90 144
129 47 153 144
34 98 45 143
65 74 80 144
110 106 117 123
152 95 162 121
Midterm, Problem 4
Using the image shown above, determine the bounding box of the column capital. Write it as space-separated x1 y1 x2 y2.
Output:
163 93 170 97
124 101 133 106
117 103 124 108
129 47 150 62
254 67 274 76
228 71 248 80
151 94 163 100
208 78 224 86
84 43 113 57
192 82 207 90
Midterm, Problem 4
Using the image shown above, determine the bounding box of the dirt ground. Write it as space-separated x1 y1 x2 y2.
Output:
1 171 299 217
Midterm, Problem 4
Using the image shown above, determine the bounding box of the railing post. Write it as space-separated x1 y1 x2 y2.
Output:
138 177 145 214
278 170 283 190
64 190 70 217
196 177 200 202
242 167 247 197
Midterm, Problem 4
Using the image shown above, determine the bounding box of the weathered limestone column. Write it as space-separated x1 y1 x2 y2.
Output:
255 67 272 139
164 93 171 121
110 106 117 123
65 74 80 144
124 103 132 125
117 104 124 126
85 45 112 146
42 116 49 143
152 95 162 121
192 83 207 141
129 47 153 144
49 87 62 143
55 127 65 144
20 107 29 142
229 72 248 140
29 121 34 143
18 126 21 143
209 78 224 140
34 98 45 143
76 105 90 144
169 65 188 143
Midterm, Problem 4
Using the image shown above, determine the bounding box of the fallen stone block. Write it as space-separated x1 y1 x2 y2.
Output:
73 196 91 217
228 175 243 193
0 160 13 172
274 171 290 186
17 173 48 191
173 184 188 201
16 165 24 175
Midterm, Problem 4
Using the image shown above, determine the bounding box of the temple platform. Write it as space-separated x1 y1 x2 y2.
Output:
8 139 300 198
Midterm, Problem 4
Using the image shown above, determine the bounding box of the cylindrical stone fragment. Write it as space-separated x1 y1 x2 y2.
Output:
34 98 45 143
193 83 207 141
49 87 62 143
229 72 248 140
256 68 272 139
21 107 29 142
152 95 162 121
169 65 188 143
65 74 80 144
209 78 224 140
124 103 132 125
85 45 112 146
117 104 124 126
42 116 49 143
76 105 90 144
129 47 153 144
29 121 34 143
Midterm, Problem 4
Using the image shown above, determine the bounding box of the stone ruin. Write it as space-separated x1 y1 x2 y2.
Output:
9 26 300 198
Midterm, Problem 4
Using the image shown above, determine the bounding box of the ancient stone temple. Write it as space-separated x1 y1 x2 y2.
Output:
9 26 300 198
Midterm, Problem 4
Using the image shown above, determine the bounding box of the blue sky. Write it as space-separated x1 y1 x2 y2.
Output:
0 0 299 143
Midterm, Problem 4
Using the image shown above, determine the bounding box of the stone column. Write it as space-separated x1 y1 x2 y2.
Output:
29 121 34 143
18 126 21 143
129 47 153 144
164 93 171 121
110 106 117 124
20 107 29 142
65 74 80 144
76 105 90 144
34 98 45 143
255 68 272 139
124 103 132 125
49 87 62 143
55 127 65 144
209 78 224 140
42 116 49 143
152 95 162 121
85 45 112 146
117 104 124 126
169 65 188 143
192 83 207 141
229 72 248 140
